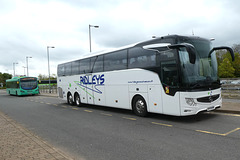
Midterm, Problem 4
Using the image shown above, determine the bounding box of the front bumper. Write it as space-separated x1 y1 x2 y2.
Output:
180 89 222 116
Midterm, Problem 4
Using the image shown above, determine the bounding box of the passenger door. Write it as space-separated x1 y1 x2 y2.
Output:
160 60 180 115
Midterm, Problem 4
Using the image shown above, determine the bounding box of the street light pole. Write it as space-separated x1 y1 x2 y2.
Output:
26 56 32 76
22 66 27 76
89 24 99 52
47 46 55 93
13 62 18 77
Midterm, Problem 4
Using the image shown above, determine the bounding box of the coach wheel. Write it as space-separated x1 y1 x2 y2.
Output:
75 93 81 107
67 93 74 105
132 96 148 117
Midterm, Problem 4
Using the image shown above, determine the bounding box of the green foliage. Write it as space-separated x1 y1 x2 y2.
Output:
233 53 240 77
0 72 12 87
218 58 235 78
217 50 240 78
38 74 57 80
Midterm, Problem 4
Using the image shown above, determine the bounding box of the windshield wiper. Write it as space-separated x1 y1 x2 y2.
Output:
211 81 221 86
189 83 202 88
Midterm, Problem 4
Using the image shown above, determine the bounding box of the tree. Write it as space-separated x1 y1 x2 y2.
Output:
233 53 240 77
218 58 235 78
232 44 240 53
216 45 240 78
38 74 47 80
0 72 12 87
38 74 56 80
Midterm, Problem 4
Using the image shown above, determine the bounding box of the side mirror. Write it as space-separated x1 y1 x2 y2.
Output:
208 46 234 61
168 43 197 64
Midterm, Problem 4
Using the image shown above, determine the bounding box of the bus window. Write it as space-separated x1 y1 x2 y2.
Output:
57 64 65 76
71 60 80 75
159 51 175 60
104 50 127 71
64 62 72 76
80 58 90 74
128 47 156 69
90 57 97 72
6 81 19 88
93 55 103 73
21 79 38 90
161 60 179 87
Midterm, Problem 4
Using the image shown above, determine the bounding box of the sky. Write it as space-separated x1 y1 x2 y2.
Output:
0 0 240 77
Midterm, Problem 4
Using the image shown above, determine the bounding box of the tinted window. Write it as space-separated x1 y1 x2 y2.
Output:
57 64 65 76
104 50 127 71
159 50 176 61
93 55 103 73
21 81 38 90
128 47 156 69
72 60 80 75
161 60 179 87
80 58 90 74
90 57 97 72
65 62 72 76
6 81 19 88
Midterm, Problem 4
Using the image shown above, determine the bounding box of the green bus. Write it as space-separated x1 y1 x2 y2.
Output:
6 77 39 96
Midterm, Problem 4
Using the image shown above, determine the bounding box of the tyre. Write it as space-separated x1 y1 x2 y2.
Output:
132 96 148 117
75 93 81 107
67 93 74 105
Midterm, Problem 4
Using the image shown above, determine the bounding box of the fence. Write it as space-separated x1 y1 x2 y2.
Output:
221 83 240 99
221 84 240 90
38 84 57 94
37 82 239 98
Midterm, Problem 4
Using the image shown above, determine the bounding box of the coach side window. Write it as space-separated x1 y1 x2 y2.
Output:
93 55 103 73
161 60 179 87
128 47 156 69
64 62 72 76
104 50 127 71
80 58 90 74
71 60 80 75
90 57 97 72
57 64 65 76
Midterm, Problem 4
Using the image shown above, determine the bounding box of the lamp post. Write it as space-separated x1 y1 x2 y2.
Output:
89 24 99 52
47 46 55 93
13 62 18 77
22 66 27 76
26 56 32 76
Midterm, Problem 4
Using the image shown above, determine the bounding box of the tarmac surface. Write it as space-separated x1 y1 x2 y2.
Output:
0 92 239 160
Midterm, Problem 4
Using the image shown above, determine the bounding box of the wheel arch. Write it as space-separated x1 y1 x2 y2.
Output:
74 92 80 101
67 91 73 101
131 94 148 111
131 94 148 116
67 91 72 97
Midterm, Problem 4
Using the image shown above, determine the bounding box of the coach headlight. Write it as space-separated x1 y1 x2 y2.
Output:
185 98 197 106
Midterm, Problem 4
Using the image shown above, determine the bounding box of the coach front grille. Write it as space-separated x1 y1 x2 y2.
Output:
197 94 220 103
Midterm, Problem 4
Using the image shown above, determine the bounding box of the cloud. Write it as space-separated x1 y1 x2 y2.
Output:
0 0 240 77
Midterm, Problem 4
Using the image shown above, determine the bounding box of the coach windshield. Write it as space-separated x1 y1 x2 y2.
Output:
178 38 219 89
